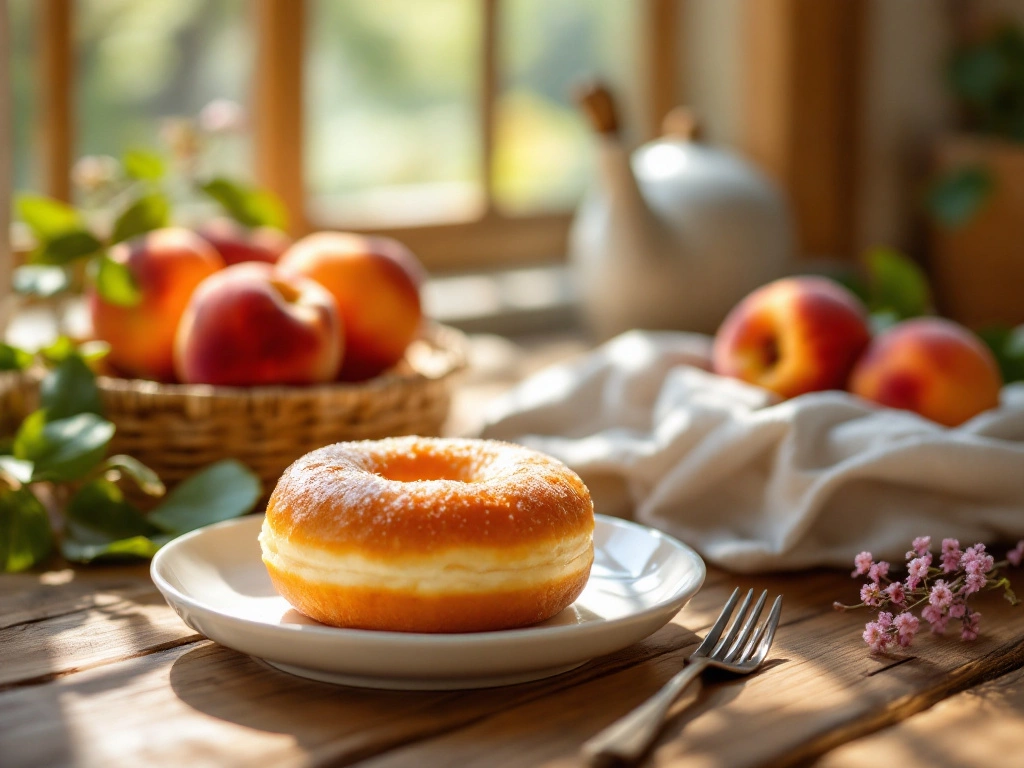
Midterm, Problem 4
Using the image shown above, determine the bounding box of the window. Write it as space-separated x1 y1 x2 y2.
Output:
11 0 679 273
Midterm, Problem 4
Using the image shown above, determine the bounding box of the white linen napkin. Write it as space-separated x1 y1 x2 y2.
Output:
481 331 1024 573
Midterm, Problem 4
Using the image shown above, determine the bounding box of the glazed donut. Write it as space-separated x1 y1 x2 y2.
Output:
259 436 595 633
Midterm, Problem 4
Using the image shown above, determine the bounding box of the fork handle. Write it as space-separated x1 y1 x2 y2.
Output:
581 657 709 766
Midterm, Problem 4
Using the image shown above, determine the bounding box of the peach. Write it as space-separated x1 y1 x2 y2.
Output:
849 317 1002 426
712 276 871 399
197 217 292 266
277 232 424 381
88 227 224 381
174 263 342 387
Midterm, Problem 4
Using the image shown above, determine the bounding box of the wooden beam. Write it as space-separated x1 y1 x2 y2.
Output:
647 0 682 139
0 0 11 332
325 212 572 274
742 0 866 259
38 0 73 203
481 0 498 215
254 0 306 235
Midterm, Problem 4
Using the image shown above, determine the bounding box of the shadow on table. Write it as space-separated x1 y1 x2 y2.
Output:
167 621 703 762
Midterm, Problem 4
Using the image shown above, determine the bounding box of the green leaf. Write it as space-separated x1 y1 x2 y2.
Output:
14 412 115 483
78 341 111 364
33 229 104 265
40 355 103 420
61 479 167 563
61 535 164 564
0 343 33 371
979 325 1024 384
149 459 261 534
864 247 931 321
41 336 77 364
91 253 142 307
0 487 52 572
0 456 34 485
103 454 165 497
927 167 994 229
66 478 158 540
110 193 170 244
12 410 49 461
123 148 166 182
200 178 288 230
16 195 82 241
12 265 72 298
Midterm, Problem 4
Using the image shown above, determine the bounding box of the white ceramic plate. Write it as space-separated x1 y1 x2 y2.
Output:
151 514 705 690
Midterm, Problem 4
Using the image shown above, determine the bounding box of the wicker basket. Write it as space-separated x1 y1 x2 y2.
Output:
0 323 466 501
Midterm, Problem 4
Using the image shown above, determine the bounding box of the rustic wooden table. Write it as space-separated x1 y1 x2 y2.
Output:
3 334 1024 767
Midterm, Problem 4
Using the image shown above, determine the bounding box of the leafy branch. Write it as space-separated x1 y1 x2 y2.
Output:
0 343 262 572
13 109 288 309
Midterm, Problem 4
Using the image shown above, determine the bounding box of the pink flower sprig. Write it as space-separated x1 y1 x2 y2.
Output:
834 537 1023 653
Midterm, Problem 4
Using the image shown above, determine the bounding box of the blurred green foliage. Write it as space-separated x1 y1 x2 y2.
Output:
948 23 1024 142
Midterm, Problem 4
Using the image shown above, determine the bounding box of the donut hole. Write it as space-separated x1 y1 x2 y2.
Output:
375 451 478 484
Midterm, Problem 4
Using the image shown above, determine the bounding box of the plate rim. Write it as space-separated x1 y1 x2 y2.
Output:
150 513 707 647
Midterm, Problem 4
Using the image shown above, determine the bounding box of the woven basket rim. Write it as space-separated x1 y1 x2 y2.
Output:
69 321 466 401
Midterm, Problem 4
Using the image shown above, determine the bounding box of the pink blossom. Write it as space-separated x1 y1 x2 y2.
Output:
961 611 981 642
853 551 874 577
863 621 889 652
893 612 920 647
906 554 932 590
907 536 932 558
1008 540 1024 567
961 544 994 577
921 603 947 634
877 611 894 630
948 601 967 619
885 582 906 606
860 582 883 607
963 572 986 595
941 538 963 573
868 561 890 584
929 580 954 610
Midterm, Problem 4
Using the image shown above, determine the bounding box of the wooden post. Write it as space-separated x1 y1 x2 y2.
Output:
742 0 866 259
0 0 11 333
481 0 498 217
647 0 682 140
38 0 73 203
254 0 307 235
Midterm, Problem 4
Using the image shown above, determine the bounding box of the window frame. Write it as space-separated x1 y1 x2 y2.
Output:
23 0 682 274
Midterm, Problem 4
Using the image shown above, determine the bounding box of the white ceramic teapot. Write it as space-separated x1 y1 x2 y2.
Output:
569 85 794 338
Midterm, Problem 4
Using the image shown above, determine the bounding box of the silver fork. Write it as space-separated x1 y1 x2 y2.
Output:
581 587 783 766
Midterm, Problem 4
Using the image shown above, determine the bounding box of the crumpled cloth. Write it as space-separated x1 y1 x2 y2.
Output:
481 331 1024 572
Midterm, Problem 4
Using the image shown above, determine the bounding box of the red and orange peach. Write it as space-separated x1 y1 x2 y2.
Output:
277 232 424 381
849 317 1002 426
197 218 292 266
712 276 872 399
174 263 342 387
88 227 224 382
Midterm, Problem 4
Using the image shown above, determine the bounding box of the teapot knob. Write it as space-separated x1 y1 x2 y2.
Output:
661 107 701 141
575 81 619 136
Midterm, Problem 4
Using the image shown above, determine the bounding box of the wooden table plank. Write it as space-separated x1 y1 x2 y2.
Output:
334 577 1024 768
819 664 1024 767
0 566 154 631
0 588 199 689
0 613 702 768
3 562 1024 767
